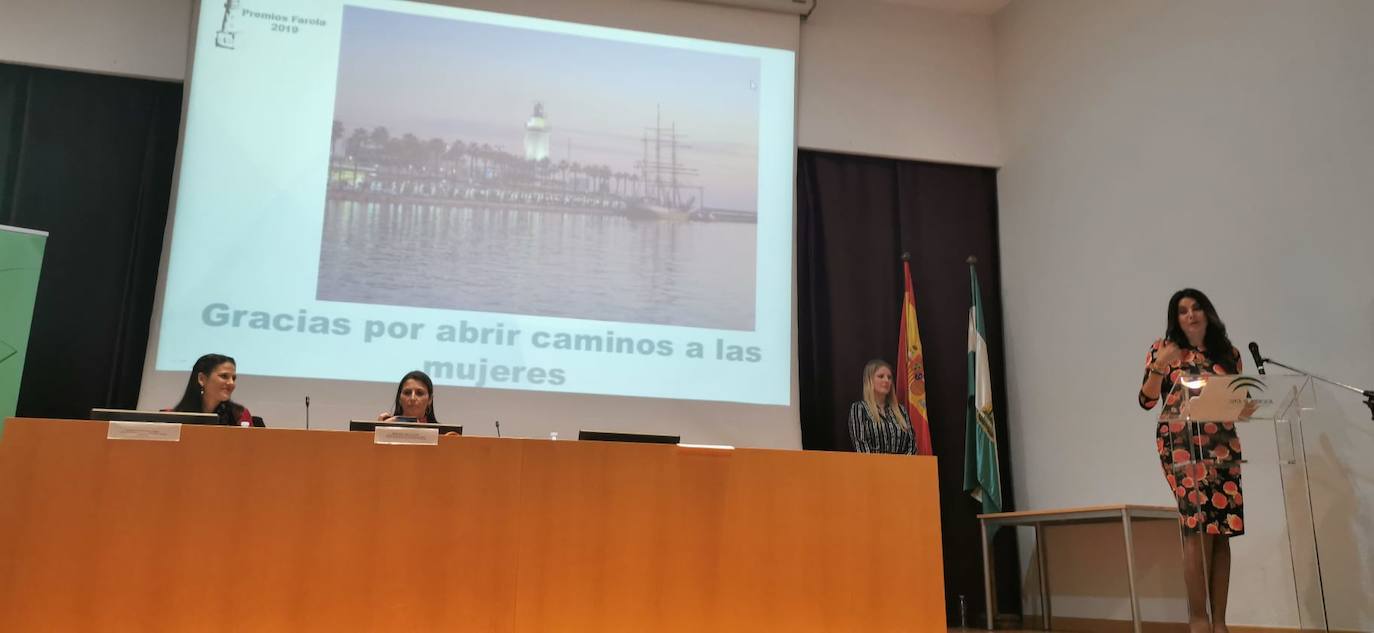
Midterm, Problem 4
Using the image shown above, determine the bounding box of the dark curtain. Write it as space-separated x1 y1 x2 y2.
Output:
797 148 1020 623
0 62 182 420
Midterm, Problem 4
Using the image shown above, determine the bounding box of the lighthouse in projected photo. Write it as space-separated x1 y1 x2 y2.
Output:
524 102 550 161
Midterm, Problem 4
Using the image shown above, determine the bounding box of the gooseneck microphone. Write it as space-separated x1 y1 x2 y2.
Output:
495 420 501 438
1256 346 1374 421
305 396 311 430
1248 342 1266 375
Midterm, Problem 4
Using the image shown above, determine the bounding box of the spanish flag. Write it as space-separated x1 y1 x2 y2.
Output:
897 257 934 455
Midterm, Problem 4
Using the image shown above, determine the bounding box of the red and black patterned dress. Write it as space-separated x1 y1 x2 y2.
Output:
1138 340 1245 537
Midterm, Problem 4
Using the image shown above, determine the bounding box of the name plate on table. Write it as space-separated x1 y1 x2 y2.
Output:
374 426 439 446
107 421 182 442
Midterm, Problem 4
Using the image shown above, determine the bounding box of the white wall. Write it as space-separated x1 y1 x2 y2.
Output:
797 0 1001 166
0 0 1005 167
0 0 192 80
995 0 1374 629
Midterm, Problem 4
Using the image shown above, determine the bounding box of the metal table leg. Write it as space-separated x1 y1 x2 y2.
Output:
1035 522 1051 630
982 519 997 630
1122 508 1143 633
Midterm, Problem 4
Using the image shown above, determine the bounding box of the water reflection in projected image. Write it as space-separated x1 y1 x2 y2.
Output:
315 200 757 330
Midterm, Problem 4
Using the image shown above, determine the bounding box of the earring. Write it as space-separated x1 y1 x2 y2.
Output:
200 388 205 395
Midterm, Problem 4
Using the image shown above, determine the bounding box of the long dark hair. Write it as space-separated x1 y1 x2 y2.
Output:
392 370 439 423
1164 288 1237 372
173 353 245 425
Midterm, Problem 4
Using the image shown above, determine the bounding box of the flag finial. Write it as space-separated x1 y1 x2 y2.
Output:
901 251 910 262
966 255 978 265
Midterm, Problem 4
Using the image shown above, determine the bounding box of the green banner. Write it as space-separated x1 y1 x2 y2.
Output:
0 225 47 430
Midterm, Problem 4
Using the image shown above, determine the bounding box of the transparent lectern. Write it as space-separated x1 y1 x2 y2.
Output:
1159 374 1327 631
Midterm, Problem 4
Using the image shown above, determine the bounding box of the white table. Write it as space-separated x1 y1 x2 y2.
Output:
978 504 1180 633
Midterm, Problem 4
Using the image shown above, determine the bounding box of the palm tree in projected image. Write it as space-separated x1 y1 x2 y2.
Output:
537 157 553 186
396 134 419 168
462 142 474 175
425 138 446 172
475 145 491 180
347 128 367 160
332 120 344 157
600 166 613 193
490 149 507 182
369 127 390 164
445 140 466 177
483 145 496 179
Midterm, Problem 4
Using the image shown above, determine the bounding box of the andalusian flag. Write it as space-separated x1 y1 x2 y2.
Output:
897 257 933 455
963 265 1002 513
0 225 47 428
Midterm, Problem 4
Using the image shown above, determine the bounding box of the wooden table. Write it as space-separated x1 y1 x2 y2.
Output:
977 504 1179 633
0 418 946 632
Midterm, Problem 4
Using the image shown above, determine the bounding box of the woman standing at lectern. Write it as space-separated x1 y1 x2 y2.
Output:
378 370 439 424
1138 288 1244 633
848 359 915 454
172 353 258 426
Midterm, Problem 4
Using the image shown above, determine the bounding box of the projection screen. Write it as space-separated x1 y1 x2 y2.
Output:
140 0 800 447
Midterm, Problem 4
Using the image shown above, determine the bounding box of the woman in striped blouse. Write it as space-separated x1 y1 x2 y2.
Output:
848 359 915 454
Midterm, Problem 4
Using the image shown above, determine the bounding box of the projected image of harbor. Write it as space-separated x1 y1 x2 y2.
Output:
317 6 761 330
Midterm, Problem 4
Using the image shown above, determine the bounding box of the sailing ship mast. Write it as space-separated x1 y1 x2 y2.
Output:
634 104 698 217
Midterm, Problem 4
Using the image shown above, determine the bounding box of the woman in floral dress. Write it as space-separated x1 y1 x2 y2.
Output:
1138 288 1243 633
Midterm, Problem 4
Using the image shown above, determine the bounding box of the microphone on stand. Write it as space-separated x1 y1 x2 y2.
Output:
1248 342 1266 375
495 420 501 438
1260 349 1374 422
305 396 311 430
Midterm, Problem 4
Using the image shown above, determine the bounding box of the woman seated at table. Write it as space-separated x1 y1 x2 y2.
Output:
171 353 260 426
848 358 915 454
377 370 439 424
